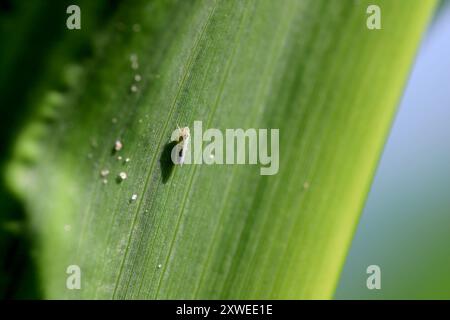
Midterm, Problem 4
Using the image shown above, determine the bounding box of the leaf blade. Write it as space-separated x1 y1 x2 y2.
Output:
6 0 437 299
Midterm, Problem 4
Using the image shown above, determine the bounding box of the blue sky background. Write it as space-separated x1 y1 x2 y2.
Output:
336 0 450 299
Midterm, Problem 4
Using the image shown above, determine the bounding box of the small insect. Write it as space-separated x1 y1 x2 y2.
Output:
171 126 190 166
114 140 123 151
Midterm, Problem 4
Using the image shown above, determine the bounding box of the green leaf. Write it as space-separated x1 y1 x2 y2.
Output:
5 0 436 299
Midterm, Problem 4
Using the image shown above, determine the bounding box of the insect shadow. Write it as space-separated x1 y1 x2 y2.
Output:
160 141 177 183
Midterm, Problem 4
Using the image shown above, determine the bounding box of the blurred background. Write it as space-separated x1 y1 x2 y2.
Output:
0 0 120 298
336 0 450 299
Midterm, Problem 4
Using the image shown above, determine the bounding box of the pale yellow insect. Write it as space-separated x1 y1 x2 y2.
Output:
174 126 190 166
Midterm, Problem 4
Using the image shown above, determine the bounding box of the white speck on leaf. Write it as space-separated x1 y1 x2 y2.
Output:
118 172 127 181
132 23 141 32
130 53 139 69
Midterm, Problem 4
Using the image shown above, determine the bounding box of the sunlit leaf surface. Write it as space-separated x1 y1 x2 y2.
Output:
5 0 436 298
